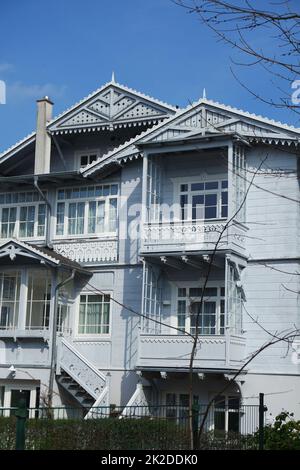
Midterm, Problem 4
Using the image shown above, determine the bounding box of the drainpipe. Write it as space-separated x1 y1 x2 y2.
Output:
34 176 52 249
48 268 76 406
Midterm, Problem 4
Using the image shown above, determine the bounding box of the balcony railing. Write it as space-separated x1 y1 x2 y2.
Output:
137 332 245 371
141 219 246 254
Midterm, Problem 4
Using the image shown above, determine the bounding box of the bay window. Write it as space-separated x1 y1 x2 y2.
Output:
177 286 225 335
179 179 228 221
0 191 46 239
55 184 118 237
78 293 110 335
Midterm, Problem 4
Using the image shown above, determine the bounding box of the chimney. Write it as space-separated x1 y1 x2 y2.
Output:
34 96 53 174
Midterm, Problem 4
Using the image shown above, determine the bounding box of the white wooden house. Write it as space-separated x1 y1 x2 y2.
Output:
0 77 299 430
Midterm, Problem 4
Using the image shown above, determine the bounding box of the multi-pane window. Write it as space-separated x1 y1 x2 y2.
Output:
26 271 51 330
55 184 118 237
0 272 20 329
79 153 98 168
177 286 225 335
78 294 110 335
227 263 243 334
0 191 46 239
214 395 240 433
166 393 199 421
179 180 228 221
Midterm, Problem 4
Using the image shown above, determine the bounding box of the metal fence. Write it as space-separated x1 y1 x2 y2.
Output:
0 401 264 450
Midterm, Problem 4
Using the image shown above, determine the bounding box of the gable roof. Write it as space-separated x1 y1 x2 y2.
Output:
48 79 177 134
0 238 90 273
0 79 177 163
82 97 300 177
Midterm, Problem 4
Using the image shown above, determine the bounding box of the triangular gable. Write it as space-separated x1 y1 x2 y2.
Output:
0 239 60 265
49 81 177 134
82 97 300 177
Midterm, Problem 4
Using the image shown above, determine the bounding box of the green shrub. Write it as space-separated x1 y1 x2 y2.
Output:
261 411 300 450
0 416 190 450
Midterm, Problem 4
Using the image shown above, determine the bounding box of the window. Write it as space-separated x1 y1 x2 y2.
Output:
166 393 199 422
0 272 20 329
55 184 118 237
78 294 110 335
79 153 98 168
0 191 46 239
227 263 243 334
26 271 51 330
179 180 228 221
214 395 240 433
177 286 225 335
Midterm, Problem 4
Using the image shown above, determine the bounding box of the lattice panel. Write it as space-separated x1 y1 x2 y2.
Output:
88 99 110 117
61 110 103 126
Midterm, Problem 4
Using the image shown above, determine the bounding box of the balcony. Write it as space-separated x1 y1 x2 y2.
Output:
141 219 247 256
137 333 246 372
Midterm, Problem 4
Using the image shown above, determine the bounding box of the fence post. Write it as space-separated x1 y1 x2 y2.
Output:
258 393 267 450
15 398 27 450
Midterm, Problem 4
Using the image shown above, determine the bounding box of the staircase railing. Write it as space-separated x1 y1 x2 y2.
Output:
57 337 107 400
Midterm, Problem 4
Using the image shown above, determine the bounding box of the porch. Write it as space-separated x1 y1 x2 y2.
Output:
138 253 247 372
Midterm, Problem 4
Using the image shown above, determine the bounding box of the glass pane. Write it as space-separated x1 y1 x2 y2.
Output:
205 181 218 190
205 194 217 205
228 412 239 432
109 198 117 231
203 287 217 297
178 288 186 297
191 182 204 191
205 206 217 219
96 201 105 232
88 201 96 233
189 288 202 297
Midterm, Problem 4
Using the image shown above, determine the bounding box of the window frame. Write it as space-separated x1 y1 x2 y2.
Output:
211 393 241 434
0 191 47 240
75 150 100 170
173 175 228 222
75 290 112 339
54 183 119 239
173 282 225 336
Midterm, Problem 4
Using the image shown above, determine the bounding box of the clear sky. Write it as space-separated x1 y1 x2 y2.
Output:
0 0 298 153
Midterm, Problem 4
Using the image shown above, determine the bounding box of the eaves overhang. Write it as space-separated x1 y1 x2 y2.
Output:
0 170 84 188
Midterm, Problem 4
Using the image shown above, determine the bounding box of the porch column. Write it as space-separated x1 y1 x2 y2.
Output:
227 142 234 219
141 151 149 237
225 254 230 366
18 269 28 330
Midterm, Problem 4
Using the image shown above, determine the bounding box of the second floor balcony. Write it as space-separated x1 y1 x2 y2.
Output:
142 218 246 255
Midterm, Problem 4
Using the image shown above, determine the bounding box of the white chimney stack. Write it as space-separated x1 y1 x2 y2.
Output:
34 96 53 174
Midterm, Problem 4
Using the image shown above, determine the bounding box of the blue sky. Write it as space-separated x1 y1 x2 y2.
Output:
0 0 298 153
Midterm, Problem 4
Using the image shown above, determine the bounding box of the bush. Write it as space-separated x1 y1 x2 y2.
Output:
261 411 300 450
0 416 190 450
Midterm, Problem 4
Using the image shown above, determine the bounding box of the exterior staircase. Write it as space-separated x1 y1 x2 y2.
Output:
56 337 109 417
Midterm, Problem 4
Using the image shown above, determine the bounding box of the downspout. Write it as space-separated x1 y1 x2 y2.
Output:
34 176 52 249
48 268 76 406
